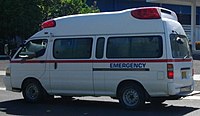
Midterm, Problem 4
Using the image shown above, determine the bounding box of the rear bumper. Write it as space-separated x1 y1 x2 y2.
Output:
168 81 194 96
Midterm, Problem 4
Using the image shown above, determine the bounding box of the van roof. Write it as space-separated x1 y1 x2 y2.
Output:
32 7 178 38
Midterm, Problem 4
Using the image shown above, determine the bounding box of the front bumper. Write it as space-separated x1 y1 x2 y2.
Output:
3 76 12 91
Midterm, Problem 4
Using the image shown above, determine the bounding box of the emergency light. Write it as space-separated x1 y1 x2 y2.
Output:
131 8 161 19
41 20 56 29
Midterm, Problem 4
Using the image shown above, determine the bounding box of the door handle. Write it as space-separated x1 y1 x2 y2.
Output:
54 62 57 69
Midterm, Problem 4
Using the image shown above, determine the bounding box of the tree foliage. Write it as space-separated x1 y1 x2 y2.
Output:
0 0 99 43
38 0 99 21
0 0 42 40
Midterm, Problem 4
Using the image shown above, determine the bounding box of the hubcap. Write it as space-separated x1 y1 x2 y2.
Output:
123 89 139 107
26 84 39 100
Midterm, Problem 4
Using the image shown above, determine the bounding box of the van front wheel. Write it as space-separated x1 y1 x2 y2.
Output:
118 84 145 110
22 80 44 103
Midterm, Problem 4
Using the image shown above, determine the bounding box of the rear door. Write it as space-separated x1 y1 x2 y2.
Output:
169 33 193 91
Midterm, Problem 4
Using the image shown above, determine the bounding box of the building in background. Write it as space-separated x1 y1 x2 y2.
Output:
87 0 200 42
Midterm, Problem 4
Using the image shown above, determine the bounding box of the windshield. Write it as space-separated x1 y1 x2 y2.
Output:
16 39 48 59
170 34 191 58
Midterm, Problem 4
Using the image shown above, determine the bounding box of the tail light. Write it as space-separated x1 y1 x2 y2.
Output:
167 64 174 79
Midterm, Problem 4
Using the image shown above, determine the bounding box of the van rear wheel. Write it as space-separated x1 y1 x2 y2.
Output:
22 80 44 103
118 84 145 110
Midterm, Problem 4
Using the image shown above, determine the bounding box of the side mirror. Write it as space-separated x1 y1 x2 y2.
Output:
19 52 36 59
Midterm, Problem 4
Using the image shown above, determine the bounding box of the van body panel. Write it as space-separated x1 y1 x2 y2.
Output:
9 39 49 89
49 61 94 95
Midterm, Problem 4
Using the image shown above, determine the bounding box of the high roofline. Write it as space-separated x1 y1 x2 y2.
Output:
32 7 179 38
53 7 174 21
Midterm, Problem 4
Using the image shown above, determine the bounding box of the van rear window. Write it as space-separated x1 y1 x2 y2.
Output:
170 34 191 58
106 36 163 58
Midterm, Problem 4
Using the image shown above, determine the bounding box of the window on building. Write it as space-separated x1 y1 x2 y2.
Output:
177 14 199 25
106 36 163 58
54 38 93 59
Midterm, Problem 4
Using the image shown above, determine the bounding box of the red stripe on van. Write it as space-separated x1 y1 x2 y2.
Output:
10 59 192 63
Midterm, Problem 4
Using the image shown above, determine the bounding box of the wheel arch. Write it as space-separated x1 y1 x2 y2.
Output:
21 77 42 90
116 79 150 100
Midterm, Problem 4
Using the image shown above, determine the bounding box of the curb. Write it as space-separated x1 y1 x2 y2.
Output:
0 71 5 76
193 75 200 81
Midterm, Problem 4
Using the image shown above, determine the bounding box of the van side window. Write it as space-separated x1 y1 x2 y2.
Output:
54 38 93 59
16 39 47 59
96 37 105 59
106 36 162 58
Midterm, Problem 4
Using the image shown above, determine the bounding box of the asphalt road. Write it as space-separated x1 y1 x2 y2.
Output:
0 90 200 116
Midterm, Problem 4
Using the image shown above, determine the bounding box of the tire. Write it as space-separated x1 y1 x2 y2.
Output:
118 84 145 110
22 80 45 103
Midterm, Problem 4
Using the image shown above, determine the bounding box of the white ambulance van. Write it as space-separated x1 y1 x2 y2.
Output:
3 7 194 109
